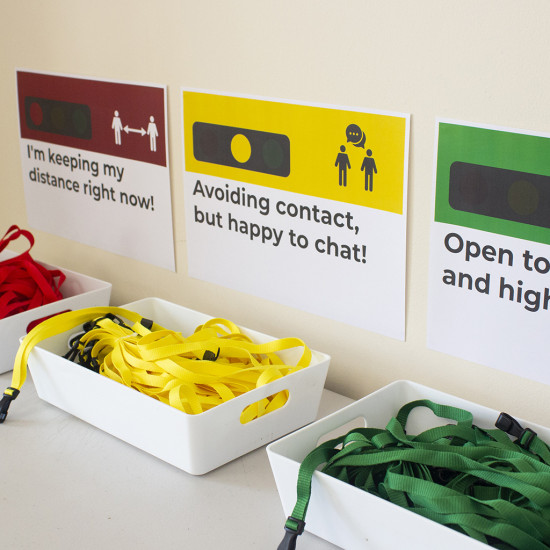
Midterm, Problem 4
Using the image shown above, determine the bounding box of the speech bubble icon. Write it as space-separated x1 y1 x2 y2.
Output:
346 123 366 148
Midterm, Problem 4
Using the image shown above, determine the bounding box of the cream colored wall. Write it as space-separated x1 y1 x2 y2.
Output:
2 1 550 425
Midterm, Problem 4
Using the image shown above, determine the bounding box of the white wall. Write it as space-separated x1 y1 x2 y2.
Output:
2 0 549 424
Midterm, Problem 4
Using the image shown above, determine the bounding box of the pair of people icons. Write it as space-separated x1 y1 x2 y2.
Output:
335 145 377 191
111 110 159 152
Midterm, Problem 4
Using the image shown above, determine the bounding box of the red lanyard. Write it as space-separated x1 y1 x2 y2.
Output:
0 225 65 320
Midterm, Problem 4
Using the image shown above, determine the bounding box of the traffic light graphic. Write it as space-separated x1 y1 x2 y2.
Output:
24 96 92 140
449 162 550 229
192 122 290 177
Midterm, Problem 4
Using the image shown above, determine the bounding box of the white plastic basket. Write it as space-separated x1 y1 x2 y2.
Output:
27 297 330 475
0 249 112 374
267 380 550 549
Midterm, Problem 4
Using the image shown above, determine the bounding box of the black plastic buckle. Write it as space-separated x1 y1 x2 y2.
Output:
277 517 305 550
496 412 538 449
64 332 84 362
202 348 220 362
140 317 154 330
0 387 20 424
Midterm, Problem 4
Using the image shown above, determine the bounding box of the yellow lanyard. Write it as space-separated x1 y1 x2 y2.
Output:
0 307 311 424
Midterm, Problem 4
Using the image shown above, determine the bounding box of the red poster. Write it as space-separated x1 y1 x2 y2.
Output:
17 71 167 167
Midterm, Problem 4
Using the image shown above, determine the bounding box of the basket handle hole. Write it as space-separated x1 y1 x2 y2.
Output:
240 389 289 424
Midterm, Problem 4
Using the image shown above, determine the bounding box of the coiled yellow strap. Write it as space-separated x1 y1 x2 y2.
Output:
0 307 311 424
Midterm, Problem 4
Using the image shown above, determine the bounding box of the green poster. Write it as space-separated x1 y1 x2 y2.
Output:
435 122 550 245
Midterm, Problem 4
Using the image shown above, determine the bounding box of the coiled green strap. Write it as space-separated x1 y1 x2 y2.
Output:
278 399 550 550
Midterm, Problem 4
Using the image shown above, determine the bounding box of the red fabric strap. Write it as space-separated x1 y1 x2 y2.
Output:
0 225 65 320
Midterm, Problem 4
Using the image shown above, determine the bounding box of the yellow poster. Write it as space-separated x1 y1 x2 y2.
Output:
182 90 409 339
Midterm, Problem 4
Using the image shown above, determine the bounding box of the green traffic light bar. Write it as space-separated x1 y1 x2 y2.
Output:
449 161 550 230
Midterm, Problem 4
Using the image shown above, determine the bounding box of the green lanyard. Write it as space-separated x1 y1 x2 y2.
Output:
278 400 550 550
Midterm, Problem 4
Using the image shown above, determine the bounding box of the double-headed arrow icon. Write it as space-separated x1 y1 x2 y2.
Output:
124 125 146 136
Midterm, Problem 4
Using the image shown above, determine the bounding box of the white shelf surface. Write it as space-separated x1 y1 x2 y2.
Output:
0 371 351 549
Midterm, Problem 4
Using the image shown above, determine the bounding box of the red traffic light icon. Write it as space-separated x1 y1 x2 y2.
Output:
24 96 92 140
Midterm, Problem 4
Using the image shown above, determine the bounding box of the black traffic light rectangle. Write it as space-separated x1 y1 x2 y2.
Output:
25 96 92 140
192 122 290 177
449 161 550 229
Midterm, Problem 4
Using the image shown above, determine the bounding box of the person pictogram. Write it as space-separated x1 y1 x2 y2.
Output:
361 149 377 191
112 110 123 145
335 145 351 187
147 116 158 152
